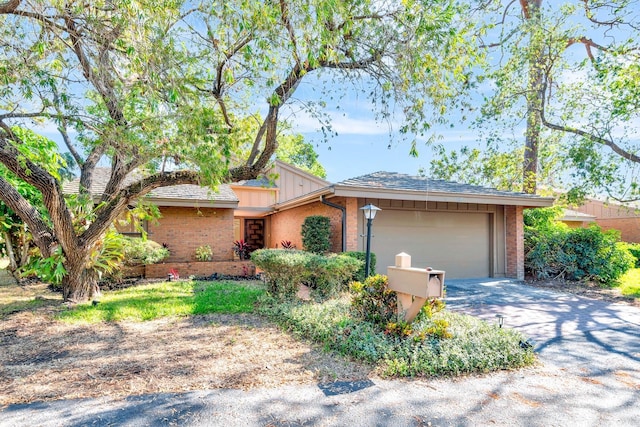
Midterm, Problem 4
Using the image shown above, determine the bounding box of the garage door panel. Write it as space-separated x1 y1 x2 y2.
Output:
371 211 490 279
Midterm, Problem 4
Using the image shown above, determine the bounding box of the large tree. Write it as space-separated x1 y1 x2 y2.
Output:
432 1 640 199
0 0 477 302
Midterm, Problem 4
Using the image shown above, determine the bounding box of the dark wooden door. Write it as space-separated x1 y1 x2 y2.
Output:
244 219 265 251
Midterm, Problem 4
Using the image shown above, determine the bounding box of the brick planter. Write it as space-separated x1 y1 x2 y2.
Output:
145 261 255 279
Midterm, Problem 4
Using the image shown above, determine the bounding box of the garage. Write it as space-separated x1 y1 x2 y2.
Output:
369 210 492 279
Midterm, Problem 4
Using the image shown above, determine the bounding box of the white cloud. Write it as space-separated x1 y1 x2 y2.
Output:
289 110 394 136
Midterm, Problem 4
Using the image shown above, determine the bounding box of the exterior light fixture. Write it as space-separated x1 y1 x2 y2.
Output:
360 204 381 278
496 314 505 328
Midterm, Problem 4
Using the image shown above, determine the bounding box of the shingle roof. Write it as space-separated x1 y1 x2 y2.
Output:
63 168 238 204
337 171 544 199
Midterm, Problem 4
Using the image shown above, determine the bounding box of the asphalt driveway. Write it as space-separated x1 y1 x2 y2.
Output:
445 279 640 373
2 279 639 426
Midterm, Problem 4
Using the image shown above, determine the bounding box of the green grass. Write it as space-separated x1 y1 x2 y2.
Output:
257 295 535 377
617 268 640 298
57 280 265 323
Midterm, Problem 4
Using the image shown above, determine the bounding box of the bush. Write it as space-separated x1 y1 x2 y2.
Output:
251 249 361 300
525 218 634 283
306 253 362 300
122 237 170 266
343 251 377 282
194 244 213 261
251 249 312 298
350 274 398 327
621 242 640 268
301 215 331 254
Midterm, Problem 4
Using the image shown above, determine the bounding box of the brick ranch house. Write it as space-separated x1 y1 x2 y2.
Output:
65 161 554 280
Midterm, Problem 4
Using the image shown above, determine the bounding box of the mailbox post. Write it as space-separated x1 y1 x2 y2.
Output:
387 253 445 322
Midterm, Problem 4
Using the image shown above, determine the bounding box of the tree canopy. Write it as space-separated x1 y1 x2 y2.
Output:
0 0 478 301
431 0 640 201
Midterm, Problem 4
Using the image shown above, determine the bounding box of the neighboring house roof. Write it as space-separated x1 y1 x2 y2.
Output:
63 168 238 208
274 171 555 210
560 209 596 222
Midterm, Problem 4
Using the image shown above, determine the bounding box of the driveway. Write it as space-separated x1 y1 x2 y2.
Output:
445 279 640 373
2 279 639 426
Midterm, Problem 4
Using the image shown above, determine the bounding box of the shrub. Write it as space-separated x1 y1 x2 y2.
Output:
252 249 361 300
343 251 376 282
306 254 362 300
122 236 170 266
251 249 310 298
621 242 640 268
350 274 398 327
301 215 331 254
194 244 213 261
525 217 635 283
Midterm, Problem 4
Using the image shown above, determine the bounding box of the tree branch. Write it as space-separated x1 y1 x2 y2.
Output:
539 82 640 164
81 170 201 245
0 175 56 256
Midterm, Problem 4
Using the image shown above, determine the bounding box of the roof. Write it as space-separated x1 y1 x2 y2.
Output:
560 209 596 222
273 171 555 210
332 171 554 207
63 168 238 208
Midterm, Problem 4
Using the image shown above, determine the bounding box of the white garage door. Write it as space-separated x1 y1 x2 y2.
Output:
370 210 491 279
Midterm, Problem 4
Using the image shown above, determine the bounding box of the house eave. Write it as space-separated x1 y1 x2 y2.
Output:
271 187 334 211
333 185 555 207
142 198 239 209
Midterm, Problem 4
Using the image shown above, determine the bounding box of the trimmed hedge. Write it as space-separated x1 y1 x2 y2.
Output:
122 237 170 266
301 215 331 254
251 249 362 300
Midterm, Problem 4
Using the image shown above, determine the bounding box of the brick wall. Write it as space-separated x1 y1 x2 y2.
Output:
345 198 359 251
147 207 234 262
145 261 255 278
595 218 640 243
505 205 524 280
270 199 345 252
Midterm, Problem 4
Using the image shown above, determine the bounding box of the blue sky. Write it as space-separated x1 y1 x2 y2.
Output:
283 83 479 183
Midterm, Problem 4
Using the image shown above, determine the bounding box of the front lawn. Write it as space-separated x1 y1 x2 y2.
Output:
617 268 640 298
57 280 266 323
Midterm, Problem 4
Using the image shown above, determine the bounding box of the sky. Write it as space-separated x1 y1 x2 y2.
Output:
282 83 479 184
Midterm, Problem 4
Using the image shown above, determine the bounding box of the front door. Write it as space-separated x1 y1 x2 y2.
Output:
244 219 265 251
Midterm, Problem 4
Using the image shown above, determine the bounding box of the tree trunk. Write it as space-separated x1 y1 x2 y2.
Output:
2 230 17 271
62 258 101 303
521 0 545 195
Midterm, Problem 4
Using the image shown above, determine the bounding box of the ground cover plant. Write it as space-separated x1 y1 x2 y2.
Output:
257 274 535 377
